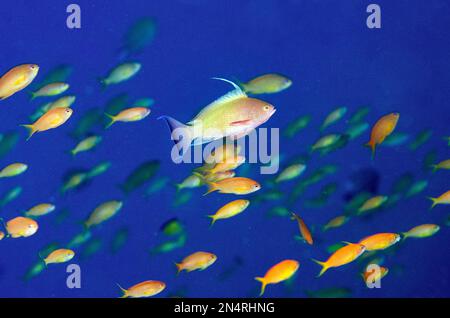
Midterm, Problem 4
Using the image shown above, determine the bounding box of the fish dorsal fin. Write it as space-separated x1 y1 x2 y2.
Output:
342 241 353 245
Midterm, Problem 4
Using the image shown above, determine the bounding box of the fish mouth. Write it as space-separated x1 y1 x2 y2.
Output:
269 108 277 117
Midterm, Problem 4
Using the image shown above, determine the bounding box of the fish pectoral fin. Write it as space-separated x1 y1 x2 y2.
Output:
230 119 252 126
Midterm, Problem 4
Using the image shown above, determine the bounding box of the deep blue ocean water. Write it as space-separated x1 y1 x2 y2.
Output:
0 0 449 297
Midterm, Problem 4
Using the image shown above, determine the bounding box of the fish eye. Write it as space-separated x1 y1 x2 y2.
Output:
263 105 271 111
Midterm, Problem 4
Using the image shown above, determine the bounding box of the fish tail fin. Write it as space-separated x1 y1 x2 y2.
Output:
158 115 193 158
430 165 438 173
116 283 128 298
98 78 108 90
29 92 37 101
207 215 217 227
254 277 267 296
365 141 376 160
311 259 328 277
104 113 116 129
400 232 409 240
428 197 438 209
38 252 48 268
175 263 183 275
211 77 242 91
203 182 218 196
21 124 36 141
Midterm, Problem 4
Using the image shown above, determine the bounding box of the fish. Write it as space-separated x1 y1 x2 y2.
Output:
254 260 299 296
290 212 313 245
0 186 22 207
121 17 157 56
175 251 217 273
30 82 69 100
30 96 77 121
409 129 432 151
24 203 56 217
204 177 261 195
70 108 103 139
61 172 89 194
84 200 123 228
358 233 401 251
43 249 75 265
0 231 5 240
33 64 72 90
348 106 370 124
208 199 250 226
321 107 347 131
240 74 292 94
405 180 428 197
67 230 92 249
159 78 276 156
0 131 19 159
145 177 170 196
160 218 184 237
345 122 369 140
87 161 111 178
323 215 349 231
357 195 388 214
283 115 311 138
22 107 73 140
105 107 150 128
311 134 342 152
312 242 366 277
117 280 165 298
0 64 39 100
0 163 28 178
5 216 39 238
111 227 129 254
71 136 102 155
176 174 203 191
402 224 440 239
202 170 236 183
366 113 400 159
120 160 160 194
100 62 141 86
275 163 306 183
431 159 450 172
428 190 450 209
150 235 186 255
199 156 245 175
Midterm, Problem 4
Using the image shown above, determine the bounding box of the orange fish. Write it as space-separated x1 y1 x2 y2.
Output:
0 64 39 100
366 113 399 158
175 251 217 273
362 265 389 284
291 212 313 245
117 280 166 298
22 107 73 140
312 242 366 277
5 216 39 238
204 177 261 195
428 190 450 209
358 233 400 251
255 260 299 296
105 107 150 128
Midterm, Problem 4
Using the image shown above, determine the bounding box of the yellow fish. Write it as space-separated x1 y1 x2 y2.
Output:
24 203 56 217
275 163 306 183
428 190 450 209
22 107 73 140
160 78 276 155
431 159 450 172
208 199 250 225
31 82 69 99
71 135 102 155
402 224 440 239
105 107 150 128
175 251 217 273
176 174 203 191
357 195 388 214
312 242 366 277
204 177 261 195
201 155 245 175
84 200 123 228
203 170 235 183
255 259 299 296
0 163 28 178
358 233 401 251
323 215 349 231
6 216 39 238
0 64 39 100
241 74 292 94
117 280 166 298
43 248 75 265
100 62 141 86
366 113 400 158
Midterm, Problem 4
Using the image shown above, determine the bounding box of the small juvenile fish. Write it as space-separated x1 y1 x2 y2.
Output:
105 107 150 128
67 231 92 249
311 134 342 152
175 251 217 273
204 177 261 195
428 190 450 209
402 224 440 239
6 216 39 238
409 129 432 151
241 74 292 94
71 136 102 155
87 161 111 178
24 203 56 217
275 163 306 183
357 195 388 214
290 212 313 245
0 64 39 100
0 163 28 178
61 172 88 193
100 62 141 86
175 174 203 191
255 260 299 296
31 82 69 99
321 107 347 131
358 233 401 251
405 180 428 197
208 199 250 226
43 249 75 265
323 215 349 231
431 159 450 172
283 115 311 138
0 186 22 207
118 280 165 298
22 107 73 140
366 113 400 159
160 218 184 237
349 106 370 124
84 200 123 228
312 242 366 277
346 122 369 140
362 265 388 284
